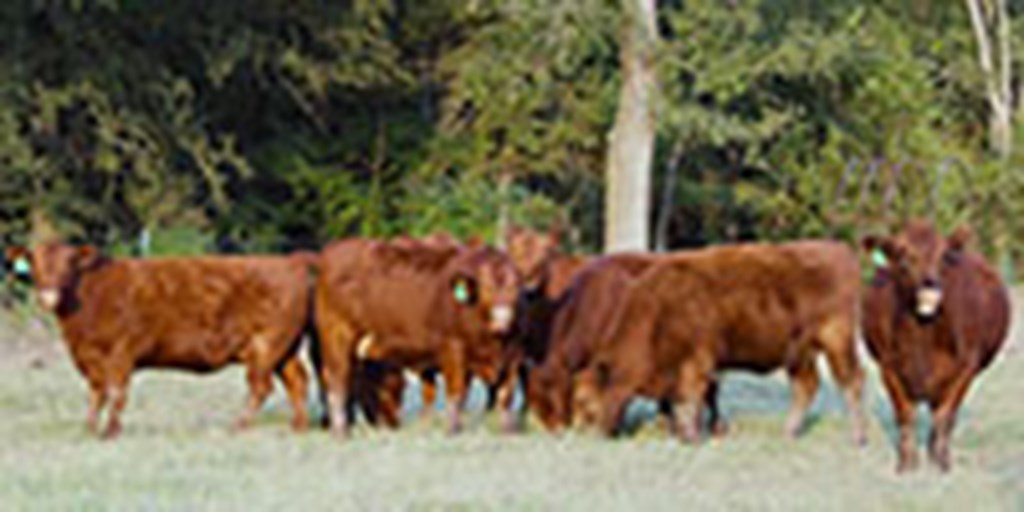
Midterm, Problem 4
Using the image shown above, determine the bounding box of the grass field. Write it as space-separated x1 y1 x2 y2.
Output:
0 295 1022 511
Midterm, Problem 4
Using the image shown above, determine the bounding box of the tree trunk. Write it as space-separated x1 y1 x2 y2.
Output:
654 140 685 252
29 206 58 246
966 0 1013 159
496 170 512 250
604 0 657 253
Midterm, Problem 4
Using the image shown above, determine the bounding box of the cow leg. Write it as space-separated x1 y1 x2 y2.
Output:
928 368 977 472
784 354 819 439
376 368 405 429
319 321 356 439
85 380 108 435
879 367 919 472
439 343 468 434
276 356 309 431
497 363 527 433
598 386 633 437
235 365 274 432
673 357 712 443
818 317 866 446
419 369 438 418
101 368 132 440
705 379 727 438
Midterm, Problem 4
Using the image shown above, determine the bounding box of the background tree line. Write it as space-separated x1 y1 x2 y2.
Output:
1 0 1022 276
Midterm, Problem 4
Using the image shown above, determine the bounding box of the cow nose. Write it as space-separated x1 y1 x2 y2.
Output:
922 276 939 289
489 305 514 332
37 289 60 310
915 286 943 318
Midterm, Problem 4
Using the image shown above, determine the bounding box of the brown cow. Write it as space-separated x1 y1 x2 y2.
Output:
314 237 521 437
501 226 592 430
580 241 866 444
4 243 314 438
523 253 657 431
862 220 1009 472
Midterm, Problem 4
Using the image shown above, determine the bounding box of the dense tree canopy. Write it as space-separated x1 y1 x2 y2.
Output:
1 1 1021 273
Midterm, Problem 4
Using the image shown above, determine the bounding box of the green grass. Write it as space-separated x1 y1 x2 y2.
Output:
0 297 1022 511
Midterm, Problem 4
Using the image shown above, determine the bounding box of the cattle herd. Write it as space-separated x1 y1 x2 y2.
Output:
1 219 1011 473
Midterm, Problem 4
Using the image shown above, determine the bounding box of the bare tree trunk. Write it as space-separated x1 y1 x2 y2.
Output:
604 0 657 253
654 140 685 252
966 0 1013 159
496 170 512 250
29 206 58 246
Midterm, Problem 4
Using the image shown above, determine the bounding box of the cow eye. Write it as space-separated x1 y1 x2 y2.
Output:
943 249 961 266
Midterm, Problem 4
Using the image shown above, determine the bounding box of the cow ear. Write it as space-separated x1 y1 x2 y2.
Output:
861 235 900 267
465 236 485 249
5 246 28 265
947 226 972 252
547 226 561 250
450 275 478 306
5 246 31 276
75 245 101 269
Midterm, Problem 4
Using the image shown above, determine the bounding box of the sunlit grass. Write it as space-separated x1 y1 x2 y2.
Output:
0 297 1021 511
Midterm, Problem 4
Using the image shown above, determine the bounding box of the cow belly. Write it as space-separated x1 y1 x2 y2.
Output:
719 335 791 373
137 333 245 372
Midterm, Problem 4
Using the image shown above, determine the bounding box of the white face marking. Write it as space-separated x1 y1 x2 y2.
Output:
355 334 376 360
489 305 514 332
37 289 60 310
916 287 942 317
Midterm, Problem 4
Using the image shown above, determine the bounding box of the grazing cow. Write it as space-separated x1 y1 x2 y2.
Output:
3 244 315 438
501 227 591 429
523 254 656 431
579 241 866 444
862 221 1010 472
314 237 521 437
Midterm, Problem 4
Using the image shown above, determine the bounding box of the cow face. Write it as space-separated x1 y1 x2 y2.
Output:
450 248 522 335
4 244 99 312
863 221 970 319
525 366 570 431
505 226 559 291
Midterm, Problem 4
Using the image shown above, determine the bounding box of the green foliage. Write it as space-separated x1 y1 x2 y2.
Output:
0 1 1021 274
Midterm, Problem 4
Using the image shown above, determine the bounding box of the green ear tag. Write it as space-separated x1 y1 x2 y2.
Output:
12 257 31 276
453 281 470 304
870 248 888 268
454 280 468 303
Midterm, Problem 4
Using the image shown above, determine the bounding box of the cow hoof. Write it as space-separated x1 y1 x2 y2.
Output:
711 421 729 438
896 454 919 473
500 413 523 434
290 419 309 432
929 451 951 473
851 431 867 447
100 425 121 441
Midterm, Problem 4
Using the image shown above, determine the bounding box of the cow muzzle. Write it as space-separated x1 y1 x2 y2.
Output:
489 305 514 333
915 286 942 318
37 289 60 311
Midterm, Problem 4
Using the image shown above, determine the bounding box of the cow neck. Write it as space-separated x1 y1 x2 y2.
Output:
54 257 118 325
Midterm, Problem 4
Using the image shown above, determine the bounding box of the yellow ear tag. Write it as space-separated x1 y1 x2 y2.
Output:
12 257 31 276
871 248 888 268
453 280 470 304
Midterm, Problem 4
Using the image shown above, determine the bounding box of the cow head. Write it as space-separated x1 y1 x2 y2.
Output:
4 243 101 312
525 365 572 431
448 247 522 335
505 226 560 292
862 220 971 319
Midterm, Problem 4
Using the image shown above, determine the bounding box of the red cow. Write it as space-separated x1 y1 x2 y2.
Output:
524 254 657 431
314 238 521 437
579 241 866 444
501 226 592 430
4 243 314 438
862 220 1010 472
